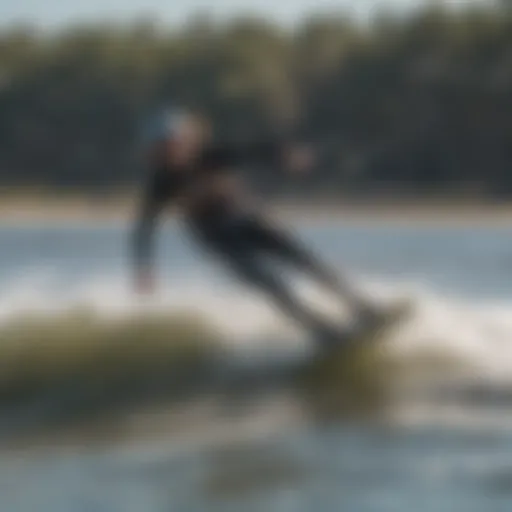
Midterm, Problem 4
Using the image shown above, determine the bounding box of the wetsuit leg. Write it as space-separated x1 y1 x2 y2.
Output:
222 250 332 334
244 216 367 313
194 213 355 336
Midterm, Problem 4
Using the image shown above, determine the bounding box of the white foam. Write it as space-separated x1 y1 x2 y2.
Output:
0 268 511 385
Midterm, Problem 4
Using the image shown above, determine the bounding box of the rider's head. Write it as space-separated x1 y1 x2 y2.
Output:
142 106 210 166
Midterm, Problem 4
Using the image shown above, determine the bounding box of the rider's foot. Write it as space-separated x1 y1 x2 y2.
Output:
353 302 394 332
311 320 346 348
355 299 410 332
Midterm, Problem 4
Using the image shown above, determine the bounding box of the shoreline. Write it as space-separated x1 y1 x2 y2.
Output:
1 197 512 226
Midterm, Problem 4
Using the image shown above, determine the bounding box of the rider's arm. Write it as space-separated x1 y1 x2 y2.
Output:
201 141 286 170
132 171 170 290
202 139 313 174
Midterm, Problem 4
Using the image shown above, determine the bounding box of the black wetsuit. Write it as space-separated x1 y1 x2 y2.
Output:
133 142 361 335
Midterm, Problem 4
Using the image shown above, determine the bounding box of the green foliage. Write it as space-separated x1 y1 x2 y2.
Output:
0 4 511 196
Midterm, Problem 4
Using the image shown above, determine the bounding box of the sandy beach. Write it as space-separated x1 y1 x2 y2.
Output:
1 194 511 226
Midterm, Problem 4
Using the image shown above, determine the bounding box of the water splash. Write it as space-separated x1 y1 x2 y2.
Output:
1 268 511 387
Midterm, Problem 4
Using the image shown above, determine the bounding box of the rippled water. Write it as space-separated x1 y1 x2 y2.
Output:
1 218 511 511
4 424 512 512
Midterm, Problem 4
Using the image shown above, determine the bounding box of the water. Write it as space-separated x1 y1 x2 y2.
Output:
1 218 512 511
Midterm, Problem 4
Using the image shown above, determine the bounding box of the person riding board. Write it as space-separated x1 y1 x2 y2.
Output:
132 106 386 345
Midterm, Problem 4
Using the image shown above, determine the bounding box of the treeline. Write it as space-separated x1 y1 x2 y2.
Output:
0 4 511 199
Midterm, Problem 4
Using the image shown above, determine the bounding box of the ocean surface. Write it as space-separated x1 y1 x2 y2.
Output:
0 218 511 512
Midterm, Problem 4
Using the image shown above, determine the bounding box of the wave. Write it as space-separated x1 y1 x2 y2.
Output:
0 268 511 409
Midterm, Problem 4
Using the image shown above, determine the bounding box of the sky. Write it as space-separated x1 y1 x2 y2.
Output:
0 0 488 30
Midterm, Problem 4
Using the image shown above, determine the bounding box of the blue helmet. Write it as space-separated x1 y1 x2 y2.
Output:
141 106 191 146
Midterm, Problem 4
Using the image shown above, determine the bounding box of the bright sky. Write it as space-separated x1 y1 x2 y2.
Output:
0 0 487 29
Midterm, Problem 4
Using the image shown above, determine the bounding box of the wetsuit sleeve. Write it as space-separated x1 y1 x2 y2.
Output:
202 141 285 170
132 172 168 274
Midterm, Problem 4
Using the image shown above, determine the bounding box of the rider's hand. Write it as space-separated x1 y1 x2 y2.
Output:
282 146 315 175
135 269 156 296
